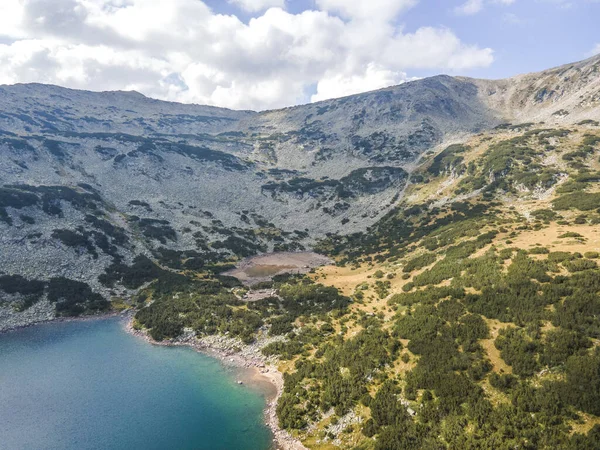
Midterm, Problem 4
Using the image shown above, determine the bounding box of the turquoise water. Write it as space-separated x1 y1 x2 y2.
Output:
0 318 273 450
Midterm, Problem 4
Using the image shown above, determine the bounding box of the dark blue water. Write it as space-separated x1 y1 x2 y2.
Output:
0 318 272 450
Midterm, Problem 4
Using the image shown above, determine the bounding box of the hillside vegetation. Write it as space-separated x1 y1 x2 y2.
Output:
1 56 600 448
298 123 600 448
125 123 600 449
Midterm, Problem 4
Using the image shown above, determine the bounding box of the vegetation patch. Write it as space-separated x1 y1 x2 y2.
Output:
553 192 600 211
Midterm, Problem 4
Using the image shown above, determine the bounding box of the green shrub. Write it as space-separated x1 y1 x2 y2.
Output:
563 259 597 273
553 192 600 211
529 247 550 255
403 253 436 273
558 232 584 239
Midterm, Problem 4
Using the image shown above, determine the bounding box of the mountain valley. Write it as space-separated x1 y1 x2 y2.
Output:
2 55 600 450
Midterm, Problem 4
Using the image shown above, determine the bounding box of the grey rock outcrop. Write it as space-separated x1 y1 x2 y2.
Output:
1 54 599 327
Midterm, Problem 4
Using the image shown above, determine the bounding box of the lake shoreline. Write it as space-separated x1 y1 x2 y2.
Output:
0 309 126 335
1 312 306 450
124 319 307 450
0 315 275 450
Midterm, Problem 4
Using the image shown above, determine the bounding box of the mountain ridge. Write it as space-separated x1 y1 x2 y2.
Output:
4 52 599 114
2 54 600 450
0 54 599 329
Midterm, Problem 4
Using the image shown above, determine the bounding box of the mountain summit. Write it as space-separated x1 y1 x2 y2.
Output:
0 55 599 327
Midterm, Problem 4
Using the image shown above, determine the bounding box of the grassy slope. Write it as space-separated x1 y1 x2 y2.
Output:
127 122 600 449
293 123 600 449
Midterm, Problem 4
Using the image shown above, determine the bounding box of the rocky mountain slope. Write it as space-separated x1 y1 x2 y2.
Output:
471 54 600 124
0 55 599 329
287 119 600 449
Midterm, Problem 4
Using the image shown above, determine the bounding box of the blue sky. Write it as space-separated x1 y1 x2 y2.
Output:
0 0 597 110
208 0 600 79
410 0 600 79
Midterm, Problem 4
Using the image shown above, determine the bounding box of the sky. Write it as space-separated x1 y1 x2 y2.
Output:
0 0 598 111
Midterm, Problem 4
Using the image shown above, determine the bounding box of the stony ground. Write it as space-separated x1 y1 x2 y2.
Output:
225 252 333 285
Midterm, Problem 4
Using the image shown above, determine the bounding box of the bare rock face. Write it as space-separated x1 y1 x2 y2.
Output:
1 55 599 326
0 298 55 332
469 53 600 124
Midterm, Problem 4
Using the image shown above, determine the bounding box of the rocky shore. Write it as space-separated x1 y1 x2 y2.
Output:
0 304 125 334
0 300 308 449
0 299 55 333
125 321 308 450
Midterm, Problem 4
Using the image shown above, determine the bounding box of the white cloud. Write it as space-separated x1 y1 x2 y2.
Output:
454 0 483 15
455 0 516 16
586 43 600 58
316 0 418 21
229 0 285 13
536 0 573 7
0 0 495 110
381 27 494 70
0 0 26 39
502 12 524 25
312 63 408 102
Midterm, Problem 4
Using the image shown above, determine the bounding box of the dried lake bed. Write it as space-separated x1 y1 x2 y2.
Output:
224 252 333 286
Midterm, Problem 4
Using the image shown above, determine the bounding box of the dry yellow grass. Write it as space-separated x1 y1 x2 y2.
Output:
301 437 339 450
312 263 404 322
481 318 513 374
480 378 511 406
391 352 417 375
571 414 600 435
312 264 374 297
508 223 600 254
287 127 600 449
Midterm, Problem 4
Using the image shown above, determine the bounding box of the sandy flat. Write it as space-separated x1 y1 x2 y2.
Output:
225 252 333 286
